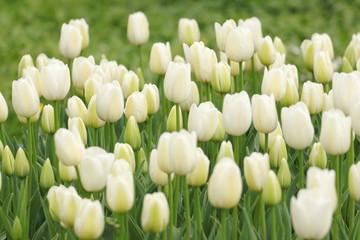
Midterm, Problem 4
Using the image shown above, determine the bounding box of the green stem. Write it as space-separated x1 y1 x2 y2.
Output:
346 131 354 190
349 198 355 232
49 134 59 184
232 205 238 240
176 104 181 131
54 100 60 130
207 83 212 102
0 123 6 145
148 115 153 154
173 175 179 226
251 57 257 94
93 127 99 146
183 176 191 239
194 187 202 240
264 133 269 153
167 174 173 240
298 150 304 189
138 45 143 70
333 154 340 240
271 206 277 240
239 62 243 92
260 193 267 240
109 122 116 152
234 136 240 166
221 209 227 240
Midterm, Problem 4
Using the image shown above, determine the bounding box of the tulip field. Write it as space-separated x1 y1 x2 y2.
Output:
2 0 360 240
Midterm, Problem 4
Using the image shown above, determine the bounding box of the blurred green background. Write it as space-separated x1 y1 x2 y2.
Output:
1 0 360 134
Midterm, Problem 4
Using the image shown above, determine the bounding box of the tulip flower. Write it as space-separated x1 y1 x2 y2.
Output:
59 23 82 59
14 148 29 178
277 158 291 188
18 54 34 78
350 94 360 136
164 62 192 103
110 159 132 177
211 61 231 93
244 152 270 192
142 84 160 115
216 141 234 162
261 67 286 101
120 71 140 99
280 77 299 107
258 36 276 66
59 186 81 228
85 95 105 129
238 17 263 51
320 109 351 155
225 26 254 62
72 56 96 90
106 172 134 213
0 92 8 123
84 74 103 104
59 162 77 182
124 116 141 151
69 18 90 49
179 81 199 111
309 142 327 169
40 62 70 101
114 143 135 172
124 91 148 123
178 18 200 46
68 117 87 145
127 11 149 45
208 158 242 209
96 81 124 123
211 111 226 141
22 66 41 96
259 122 283 150
149 149 172 187
149 42 172 75
214 19 237 52
41 105 55 134
40 159 55 189
3 146 15 176
66 96 87 121
141 192 169 233
274 36 286 54
262 170 282 205
55 128 85 166
12 78 40 118
322 90 334 112
269 135 287 168
349 162 360 202
188 102 218 141
186 148 210 186
251 94 277 133
301 81 324 114
313 51 333 84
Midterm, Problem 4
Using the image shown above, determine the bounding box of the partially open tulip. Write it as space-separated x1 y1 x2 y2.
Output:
252 94 277 133
40 62 70 101
164 62 192 103
72 56 95 90
301 81 324 114
188 102 218 141
59 162 78 182
114 143 135 172
211 61 231 93
59 186 81 228
309 142 327 169
178 18 200 46
55 128 85 166
149 42 172 75
69 18 89 49
261 67 286 101
258 36 276 66
208 158 242 209
124 91 148 123
141 192 169 233
96 81 124 123
106 172 134 212
244 152 270 192
12 78 39 118
225 26 254 62
127 12 149 46
214 19 237 52
269 135 287 168
314 51 333 84
186 148 210 186
59 23 82 59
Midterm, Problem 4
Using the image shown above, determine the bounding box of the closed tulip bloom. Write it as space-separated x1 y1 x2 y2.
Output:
40 158 55 189
188 102 218 141
211 111 226 141
309 142 327 169
141 192 169 233
332 71 360 115
84 74 103 104
149 149 172 186
127 11 149 45
0 92 8 123
261 67 286 101
350 95 360 136
72 56 95 90
3 146 15 176
320 109 351 155
68 118 87 145
312 33 334 59
322 90 334 112
157 130 197 175
179 81 199 111
35 53 49 71
216 141 234 162
124 116 141 151
74 199 104 240
96 81 124 122
114 143 135 172
225 26 254 62
120 71 140 99
277 158 291 188
22 66 41 96
244 53 264 72
66 96 87 121
85 95 105 128
40 62 70 101
59 186 81 228
258 36 276 66
178 18 200 46
14 148 29 179
208 158 242 209
244 152 270 192
259 121 283 150
238 17 263 52
12 78 39 118
149 42 172 75
314 51 333 84
186 148 210 186
138 148 148 173
252 94 277 133
349 162 360 202
59 162 78 182
300 39 317 71
280 77 299 107
142 84 160 115
164 62 192 103
106 173 134 212
269 135 287 168
18 54 34 78
301 81 324 114
281 64 299 88
262 170 282 205
69 18 89 49
214 19 236 52
281 102 314 150
211 61 231 93
110 159 132 177
124 91 148 123
222 91 252 136
47 186 63 222
55 128 85 166
274 36 286 54
59 23 82 59
291 189 333 240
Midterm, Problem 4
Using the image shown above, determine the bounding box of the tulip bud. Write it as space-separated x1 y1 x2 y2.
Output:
18 54 34 78
86 95 105 129
72 56 95 90
291 189 333 239
244 152 270 192
188 102 218 141
3 146 15 176
59 23 82 59
59 161 78 182
277 158 291 188
166 105 183 132
68 117 87 145
314 51 333 83
55 128 85 166
40 62 70 101
179 81 199 112
111 159 132 177
142 84 160 115
121 71 140 99
66 96 87 122
269 135 287 168
178 18 200 46
322 90 334 112
259 122 283 150
269 52 286 69
216 141 234 162
96 81 124 123
41 105 55 134
69 18 89 49
124 92 148 123
12 216 22 240
79 147 114 192
74 199 104 240
211 111 226 141
84 74 103 104
262 170 282 205
280 77 299 107
349 162 360 202
238 17 263 52
164 62 192 103
136 148 148 173
149 149 172 186
106 172 134 212
211 61 231 93
261 67 286 101
141 192 169 233
59 186 81 228
124 116 141 151
22 66 41 97
35 53 49 71
14 148 29 179
186 148 210 186
274 36 286 54
12 78 40 118
214 19 237 52
342 57 353 73
149 42 172 75
252 94 277 133
0 92 8 123
309 142 327 169
127 11 149 45
300 40 316 71
301 81 324 114
208 158 242 209
281 102 314 150
222 91 252 136
114 143 135 172
258 36 276 66
320 109 351 155
225 26 254 62
40 159 55 189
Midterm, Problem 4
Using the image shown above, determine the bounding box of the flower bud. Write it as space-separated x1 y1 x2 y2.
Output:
41 105 55 134
18 54 34 78
252 94 277 133
309 142 327 169
349 162 360 202
141 192 169 233
314 51 333 83
3 146 15 176
244 152 270 192
0 92 8 123
211 61 231 93
274 36 286 54
277 158 291 188
150 42 172 75
114 143 135 172
342 57 353 73
66 96 87 122
164 62 192 103
238 17 263 52
12 216 22 240
320 109 351 155
208 158 242 209
179 81 199 112
84 74 103 104
124 116 141 151
258 36 276 66
86 95 105 128
225 26 254 62
211 111 226 141
222 91 252 136
59 186 81 228
149 149 172 186
68 18 89 49
262 170 282 205
216 141 234 162
59 23 82 59
121 71 140 99
301 81 324 114
280 77 299 107
74 199 104 240
142 84 160 115
59 161 77 182
68 117 87 145
40 158 55 189
40 62 70 101
96 81 124 122
106 172 134 212
136 148 148 173
178 18 200 46
269 135 287 168
322 90 334 112
166 105 183 132
12 78 40 118
72 56 95 90
188 102 218 141
259 122 283 150
55 128 85 166
127 12 149 45
186 148 209 186
300 39 316 71
261 67 286 101
124 91 148 123
111 159 132 177
14 148 29 179
214 19 237 52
